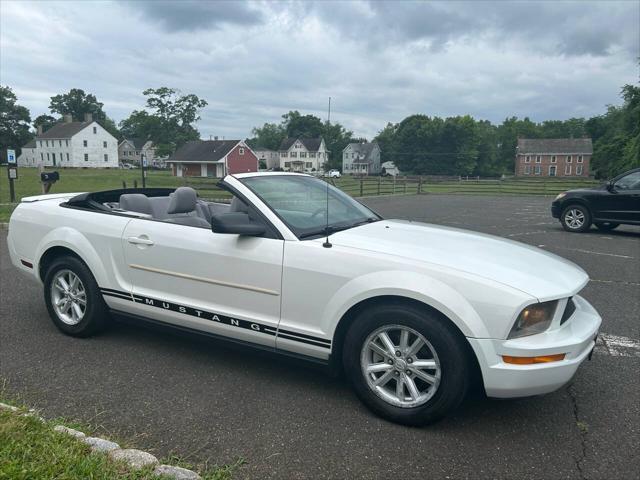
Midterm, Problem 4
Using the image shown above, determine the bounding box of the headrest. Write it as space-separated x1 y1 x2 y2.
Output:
119 194 152 215
167 187 198 214
229 197 249 214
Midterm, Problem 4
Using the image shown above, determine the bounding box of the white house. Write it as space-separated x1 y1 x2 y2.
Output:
26 114 118 168
381 161 400 177
278 137 329 172
17 139 38 166
342 141 381 175
253 148 280 170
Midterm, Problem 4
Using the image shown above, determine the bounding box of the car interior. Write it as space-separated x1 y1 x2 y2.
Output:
112 186 242 227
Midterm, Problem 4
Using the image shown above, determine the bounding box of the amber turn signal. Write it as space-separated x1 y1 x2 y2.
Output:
502 354 566 365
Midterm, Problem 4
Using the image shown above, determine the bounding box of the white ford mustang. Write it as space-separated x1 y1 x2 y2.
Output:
7 172 601 425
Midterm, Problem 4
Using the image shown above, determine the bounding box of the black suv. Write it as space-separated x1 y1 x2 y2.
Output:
551 168 640 232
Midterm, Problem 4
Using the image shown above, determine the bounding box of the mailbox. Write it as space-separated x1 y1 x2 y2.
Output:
41 171 60 183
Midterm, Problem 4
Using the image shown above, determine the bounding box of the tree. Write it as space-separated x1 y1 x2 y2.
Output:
33 114 58 133
119 88 208 157
49 88 120 139
246 122 285 150
0 85 32 158
282 111 324 138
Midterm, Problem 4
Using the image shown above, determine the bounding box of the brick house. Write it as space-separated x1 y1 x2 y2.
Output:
168 140 257 177
515 138 592 177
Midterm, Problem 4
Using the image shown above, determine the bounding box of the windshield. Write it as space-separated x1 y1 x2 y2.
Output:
240 175 381 239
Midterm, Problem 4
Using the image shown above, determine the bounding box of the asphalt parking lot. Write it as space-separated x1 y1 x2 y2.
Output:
1 194 639 479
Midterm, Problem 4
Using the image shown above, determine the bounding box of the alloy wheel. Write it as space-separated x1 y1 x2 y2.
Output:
564 208 585 229
360 325 441 408
51 269 87 326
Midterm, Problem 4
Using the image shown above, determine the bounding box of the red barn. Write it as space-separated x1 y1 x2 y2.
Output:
168 140 258 177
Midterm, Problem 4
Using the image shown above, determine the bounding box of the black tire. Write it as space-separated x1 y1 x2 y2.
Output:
43 255 109 337
595 222 620 231
560 204 592 232
343 303 471 426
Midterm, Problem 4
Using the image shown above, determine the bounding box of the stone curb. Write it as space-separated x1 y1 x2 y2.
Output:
1 402 201 479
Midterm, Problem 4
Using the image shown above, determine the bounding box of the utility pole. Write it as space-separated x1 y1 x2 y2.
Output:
140 152 146 188
327 97 331 124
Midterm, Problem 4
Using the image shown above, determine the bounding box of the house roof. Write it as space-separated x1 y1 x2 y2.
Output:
344 142 379 162
169 140 242 163
22 139 37 149
36 121 93 139
122 138 148 149
279 137 323 151
517 138 593 154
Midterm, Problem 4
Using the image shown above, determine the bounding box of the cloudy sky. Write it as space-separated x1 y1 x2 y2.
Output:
1 0 638 140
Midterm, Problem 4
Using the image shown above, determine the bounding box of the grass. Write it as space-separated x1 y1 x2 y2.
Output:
0 167 601 222
0 395 238 480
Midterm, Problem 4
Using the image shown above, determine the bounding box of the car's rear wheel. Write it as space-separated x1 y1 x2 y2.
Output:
43 255 109 337
595 222 620 231
343 303 470 426
560 205 591 232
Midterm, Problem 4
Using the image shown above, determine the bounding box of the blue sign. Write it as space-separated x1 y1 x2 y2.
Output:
7 149 16 165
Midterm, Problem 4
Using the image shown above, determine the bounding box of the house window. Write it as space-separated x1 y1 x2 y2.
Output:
40 153 44 161
83 140 88 147
135 151 139 155
576 165 583 175
295 142 301 148
103 141 107 148
46 153 50 161
284 162 291 167
39 141 43 148
239 147 245 155
565 164 571 175
577 155 583 163
535 155 541 163
300 152 307 158
104 154 108 162
306 162 312 168
534 165 541 175
84 154 89 162
66 153 69 161
549 165 557 176
291 152 297 158
59 140 62 147
65 140 69 147
310 152 316 158
566 155 572 163
93 127 97 134
282 152 288 158
524 155 530 163
45 140 49 147
551 155 556 163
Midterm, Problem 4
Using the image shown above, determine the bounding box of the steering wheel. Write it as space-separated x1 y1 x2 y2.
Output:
311 207 327 219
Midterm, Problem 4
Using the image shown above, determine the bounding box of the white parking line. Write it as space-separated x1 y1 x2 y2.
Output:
595 333 640 358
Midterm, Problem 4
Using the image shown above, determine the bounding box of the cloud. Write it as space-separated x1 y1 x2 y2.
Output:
122 0 263 31
0 0 638 141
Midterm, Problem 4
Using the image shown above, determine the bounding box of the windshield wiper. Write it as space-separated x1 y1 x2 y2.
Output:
298 217 380 239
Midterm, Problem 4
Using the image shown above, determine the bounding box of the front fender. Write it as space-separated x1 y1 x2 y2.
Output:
35 227 109 286
322 270 491 339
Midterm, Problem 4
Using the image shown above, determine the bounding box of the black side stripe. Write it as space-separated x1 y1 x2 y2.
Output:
99 287 331 349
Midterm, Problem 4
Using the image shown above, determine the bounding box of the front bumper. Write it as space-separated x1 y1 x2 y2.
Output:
468 295 601 398
551 202 561 218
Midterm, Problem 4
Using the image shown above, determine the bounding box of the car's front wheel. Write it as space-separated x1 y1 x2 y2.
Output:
343 303 470 426
595 222 620 231
560 205 592 232
43 255 109 337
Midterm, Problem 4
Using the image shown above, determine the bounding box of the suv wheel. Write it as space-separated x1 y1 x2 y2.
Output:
43 255 109 337
595 222 620 231
343 303 470 426
560 205 591 232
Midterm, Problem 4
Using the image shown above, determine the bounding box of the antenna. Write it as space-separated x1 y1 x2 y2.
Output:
322 178 332 248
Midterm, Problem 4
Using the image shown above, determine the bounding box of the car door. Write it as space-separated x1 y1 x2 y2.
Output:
595 171 640 223
120 215 284 349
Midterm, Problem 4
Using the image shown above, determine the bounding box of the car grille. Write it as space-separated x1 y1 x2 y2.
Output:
560 297 576 325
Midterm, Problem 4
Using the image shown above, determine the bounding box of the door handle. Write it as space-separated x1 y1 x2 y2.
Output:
127 236 154 246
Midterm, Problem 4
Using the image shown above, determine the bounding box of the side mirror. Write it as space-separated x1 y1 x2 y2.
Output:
211 212 265 236
606 180 615 192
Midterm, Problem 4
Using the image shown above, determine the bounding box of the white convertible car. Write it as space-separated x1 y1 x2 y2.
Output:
7 173 601 425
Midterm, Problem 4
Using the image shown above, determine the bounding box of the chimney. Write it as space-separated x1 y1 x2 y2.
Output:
63 114 73 123
37 125 43 136
214 136 218 141
84 112 93 123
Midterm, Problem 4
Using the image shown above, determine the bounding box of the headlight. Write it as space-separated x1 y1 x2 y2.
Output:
554 192 567 201
508 300 558 339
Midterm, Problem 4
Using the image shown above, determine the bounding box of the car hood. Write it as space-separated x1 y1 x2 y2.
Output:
329 220 588 300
